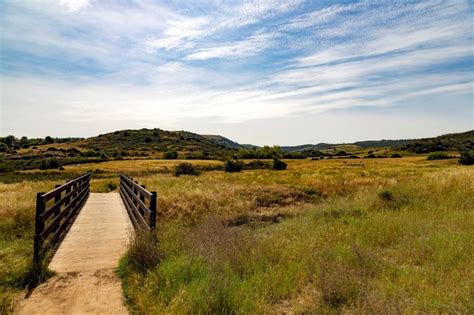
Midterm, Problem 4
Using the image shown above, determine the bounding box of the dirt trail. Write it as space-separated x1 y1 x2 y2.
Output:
14 269 128 315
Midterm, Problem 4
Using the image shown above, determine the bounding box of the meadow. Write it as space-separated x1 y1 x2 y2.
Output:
0 157 473 313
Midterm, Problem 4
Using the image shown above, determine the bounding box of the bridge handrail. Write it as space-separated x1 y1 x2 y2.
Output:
33 173 91 275
119 174 157 231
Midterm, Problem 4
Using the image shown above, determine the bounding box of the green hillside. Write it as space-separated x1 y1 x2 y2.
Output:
1 129 473 172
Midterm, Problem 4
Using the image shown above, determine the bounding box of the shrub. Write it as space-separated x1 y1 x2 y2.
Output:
459 151 474 165
427 152 450 160
107 181 118 191
391 153 402 158
0 143 7 152
378 190 394 201
225 160 244 172
0 162 14 173
44 136 54 144
144 137 153 143
174 162 199 176
126 231 162 273
272 159 287 170
245 160 272 170
39 158 61 170
164 150 178 159
365 154 376 159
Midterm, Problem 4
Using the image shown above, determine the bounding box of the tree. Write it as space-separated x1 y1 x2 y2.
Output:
3 135 15 147
459 151 474 165
225 160 244 172
45 136 54 144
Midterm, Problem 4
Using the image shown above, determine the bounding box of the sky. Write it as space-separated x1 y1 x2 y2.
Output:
0 0 473 145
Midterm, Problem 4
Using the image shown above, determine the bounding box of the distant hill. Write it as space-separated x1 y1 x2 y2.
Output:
398 130 474 153
86 129 244 152
1 128 472 172
201 135 242 150
281 130 474 153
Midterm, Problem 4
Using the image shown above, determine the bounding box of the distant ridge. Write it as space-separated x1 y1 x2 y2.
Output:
281 130 474 152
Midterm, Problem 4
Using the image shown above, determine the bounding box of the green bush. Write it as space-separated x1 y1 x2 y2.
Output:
272 159 287 170
164 150 178 159
378 190 394 201
175 162 199 176
224 160 244 172
39 158 61 170
0 162 14 173
107 181 118 191
459 151 474 165
245 160 272 170
427 152 450 160
391 153 402 158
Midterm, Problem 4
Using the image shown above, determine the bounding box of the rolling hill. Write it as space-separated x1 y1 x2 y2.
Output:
1 129 473 172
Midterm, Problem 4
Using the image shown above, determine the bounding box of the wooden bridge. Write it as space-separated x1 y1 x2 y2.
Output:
32 173 157 274
15 174 157 314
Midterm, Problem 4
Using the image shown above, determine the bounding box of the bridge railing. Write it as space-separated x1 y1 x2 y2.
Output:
33 173 91 274
119 174 157 232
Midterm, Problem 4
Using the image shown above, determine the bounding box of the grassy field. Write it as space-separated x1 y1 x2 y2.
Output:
0 157 473 313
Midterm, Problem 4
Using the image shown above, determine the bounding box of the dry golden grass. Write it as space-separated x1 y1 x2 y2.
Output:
1 156 473 313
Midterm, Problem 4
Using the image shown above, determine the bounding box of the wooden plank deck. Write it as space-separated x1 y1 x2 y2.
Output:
49 193 133 273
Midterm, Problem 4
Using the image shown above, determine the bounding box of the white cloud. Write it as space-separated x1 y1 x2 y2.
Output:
58 0 90 11
185 32 275 60
144 17 209 51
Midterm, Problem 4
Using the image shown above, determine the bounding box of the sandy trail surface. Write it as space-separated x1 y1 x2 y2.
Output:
14 269 128 315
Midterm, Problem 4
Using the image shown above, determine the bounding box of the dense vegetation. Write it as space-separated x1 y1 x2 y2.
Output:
1 129 473 173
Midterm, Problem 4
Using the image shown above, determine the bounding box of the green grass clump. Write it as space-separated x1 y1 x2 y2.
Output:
427 151 451 160
174 162 200 177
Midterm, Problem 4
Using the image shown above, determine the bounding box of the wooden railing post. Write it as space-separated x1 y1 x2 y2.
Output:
65 181 71 206
33 192 45 276
133 181 139 209
140 185 146 217
53 185 61 233
150 192 157 231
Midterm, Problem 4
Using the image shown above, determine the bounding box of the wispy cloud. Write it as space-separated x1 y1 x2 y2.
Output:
58 0 90 11
185 31 275 60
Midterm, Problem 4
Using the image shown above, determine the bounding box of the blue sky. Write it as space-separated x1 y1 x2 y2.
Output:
0 0 473 145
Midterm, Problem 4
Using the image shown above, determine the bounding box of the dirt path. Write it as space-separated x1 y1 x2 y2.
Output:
14 269 128 315
14 193 132 314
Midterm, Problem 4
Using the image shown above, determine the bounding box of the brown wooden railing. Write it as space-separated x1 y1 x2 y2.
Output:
119 174 157 231
120 174 156 231
33 173 90 274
